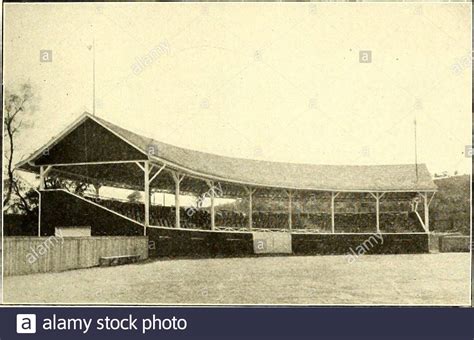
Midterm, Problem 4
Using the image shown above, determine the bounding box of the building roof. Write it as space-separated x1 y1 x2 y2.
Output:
18 113 437 192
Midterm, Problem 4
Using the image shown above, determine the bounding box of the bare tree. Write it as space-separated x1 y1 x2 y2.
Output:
3 83 37 210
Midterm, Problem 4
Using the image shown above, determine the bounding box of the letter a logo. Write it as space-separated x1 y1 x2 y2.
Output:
17 314 37 334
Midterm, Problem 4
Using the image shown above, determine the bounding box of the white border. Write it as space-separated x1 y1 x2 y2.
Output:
2 1 472 308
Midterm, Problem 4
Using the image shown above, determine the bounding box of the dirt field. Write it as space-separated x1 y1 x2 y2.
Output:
3 253 470 305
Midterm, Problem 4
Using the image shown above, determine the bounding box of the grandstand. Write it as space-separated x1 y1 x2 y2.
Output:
16 113 437 256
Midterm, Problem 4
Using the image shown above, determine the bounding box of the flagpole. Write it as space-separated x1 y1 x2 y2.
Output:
414 115 419 181
92 38 96 116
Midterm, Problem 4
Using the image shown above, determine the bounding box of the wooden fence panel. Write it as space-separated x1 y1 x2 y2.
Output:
439 235 470 252
4 236 148 276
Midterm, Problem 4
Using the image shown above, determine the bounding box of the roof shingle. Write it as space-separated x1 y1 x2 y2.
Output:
92 115 437 192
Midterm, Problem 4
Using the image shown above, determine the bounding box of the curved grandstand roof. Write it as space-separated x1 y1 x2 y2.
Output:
18 113 437 192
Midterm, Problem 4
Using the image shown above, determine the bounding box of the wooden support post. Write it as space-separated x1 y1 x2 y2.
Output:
423 192 429 233
248 188 253 230
428 192 436 207
244 187 256 230
172 172 185 228
135 161 145 172
369 192 385 234
40 166 45 190
206 180 216 230
38 191 41 237
149 164 166 184
39 165 53 190
413 193 427 233
144 161 150 235
287 190 293 231
331 192 339 233
375 194 380 233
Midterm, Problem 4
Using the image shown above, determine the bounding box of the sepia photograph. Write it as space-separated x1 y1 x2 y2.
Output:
2 2 471 306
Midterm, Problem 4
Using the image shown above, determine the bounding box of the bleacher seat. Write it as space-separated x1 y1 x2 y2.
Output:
85 196 423 233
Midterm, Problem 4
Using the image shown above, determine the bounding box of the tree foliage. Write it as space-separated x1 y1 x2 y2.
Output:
3 83 37 212
44 175 90 196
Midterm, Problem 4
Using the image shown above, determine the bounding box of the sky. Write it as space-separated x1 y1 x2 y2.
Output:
3 3 472 183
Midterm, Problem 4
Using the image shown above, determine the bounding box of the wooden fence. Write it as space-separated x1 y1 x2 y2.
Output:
439 235 470 253
4 236 148 276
